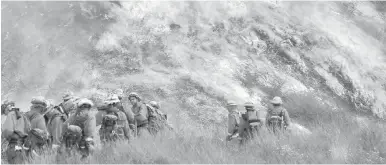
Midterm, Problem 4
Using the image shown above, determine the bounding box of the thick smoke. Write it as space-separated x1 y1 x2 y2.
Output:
1 1 116 111
2 1 386 118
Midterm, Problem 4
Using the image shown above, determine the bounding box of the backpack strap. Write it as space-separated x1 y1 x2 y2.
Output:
279 108 284 117
145 103 155 118
235 112 241 127
48 113 66 125
28 112 40 122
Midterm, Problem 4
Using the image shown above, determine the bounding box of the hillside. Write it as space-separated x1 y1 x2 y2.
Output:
1 1 386 163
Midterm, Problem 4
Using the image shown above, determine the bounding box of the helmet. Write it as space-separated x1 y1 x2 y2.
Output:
104 114 118 121
149 101 160 109
77 98 94 108
3 100 15 106
104 94 120 104
226 100 237 106
128 92 141 101
31 96 47 107
270 96 283 105
114 89 124 100
63 91 74 101
1 100 15 115
97 102 110 111
244 102 254 108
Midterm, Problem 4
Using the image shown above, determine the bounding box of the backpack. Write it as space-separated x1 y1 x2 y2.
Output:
267 108 284 128
44 106 67 125
61 98 80 115
145 104 167 130
242 110 261 128
63 125 83 149
25 112 49 148
99 112 125 142
229 112 242 137
55 104 67 117
2 111 31 141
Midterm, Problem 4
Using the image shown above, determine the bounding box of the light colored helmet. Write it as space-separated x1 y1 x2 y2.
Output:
31 96 47 107
270 96 283 105
226 100 237 106
97 102 109 111
149 101 160 109
128 92 141 101
244 102 254 108
3 100 15 106
104 114 118 121
115 89 124 99
77 98 94 108
104 94 120 104
63 91 74 100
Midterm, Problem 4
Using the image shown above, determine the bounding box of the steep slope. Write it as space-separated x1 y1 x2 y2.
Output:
3 1 385 119
2 1 386 163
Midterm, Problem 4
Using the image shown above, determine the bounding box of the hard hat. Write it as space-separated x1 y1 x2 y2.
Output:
97 102 110 111
115 89 124 98
31 96 47 107
104 94 120 104
226 100 237 106
270 96 283 105
244 102 254 108
63 91 74 100
77 98 94 108
128 92 141 101
104 114 118 121
149 101 160 109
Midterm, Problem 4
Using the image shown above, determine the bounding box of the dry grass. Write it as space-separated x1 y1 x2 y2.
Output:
2 1 386 164
2 94 385 164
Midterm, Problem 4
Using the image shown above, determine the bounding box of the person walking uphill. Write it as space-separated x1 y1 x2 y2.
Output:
44 100 67 150
115 89 136 135
60 98 96 160
59 91 80 118
2 100 31 164
23 97 50 157
128 92 151 138
147 101 173 135
225 101 241 142
1 100 16 127
238 102 263 143
265 96 291 134
97 95 131 144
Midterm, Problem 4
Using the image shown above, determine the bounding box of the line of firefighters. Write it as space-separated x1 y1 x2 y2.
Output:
225 96 291 144
1 89 172 164
1 89 291 164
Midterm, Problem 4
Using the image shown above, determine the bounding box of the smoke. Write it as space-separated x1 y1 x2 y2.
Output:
2 1 386 118
1 1 116 111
